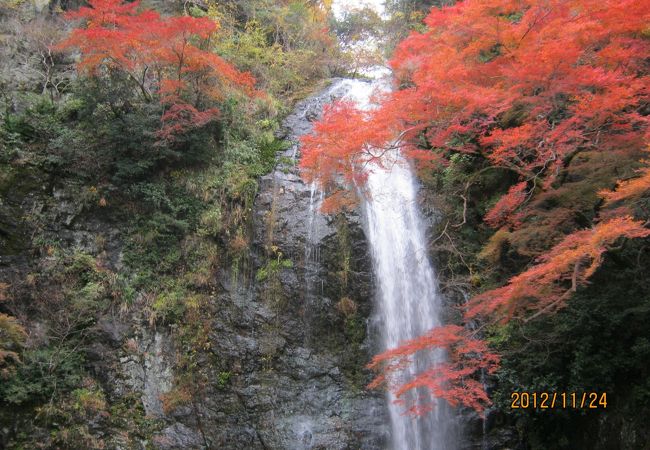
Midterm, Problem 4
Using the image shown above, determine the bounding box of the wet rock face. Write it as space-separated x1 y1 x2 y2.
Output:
0 80 388 449
194 80 388 449
106 81 388 450
0 167 38 262
120 329 174 417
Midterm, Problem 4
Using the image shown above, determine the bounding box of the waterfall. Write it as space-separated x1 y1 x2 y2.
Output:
333 77 457 450
363 151 456 450
300 2 458 447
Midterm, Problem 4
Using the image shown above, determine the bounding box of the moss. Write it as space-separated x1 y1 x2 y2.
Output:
109 392 163 440
217 371 232 389
198 205 223 237
339 314 368 390
256 250 292 309
0 164 41 255
478 228 511 265
334 214 352 295
344 315 365 345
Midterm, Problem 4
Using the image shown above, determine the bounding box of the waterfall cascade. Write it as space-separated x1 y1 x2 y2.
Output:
299 2 459 447
343 76 458 450
299 70 458 450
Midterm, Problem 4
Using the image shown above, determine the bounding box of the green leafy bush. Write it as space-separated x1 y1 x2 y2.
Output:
0 347 84 404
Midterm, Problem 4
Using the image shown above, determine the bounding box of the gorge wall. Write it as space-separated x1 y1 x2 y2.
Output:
0 69 389 448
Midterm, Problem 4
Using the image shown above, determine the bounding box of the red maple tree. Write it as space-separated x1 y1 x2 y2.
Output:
367 325 500 414
301 0 650 413
57 0 255 141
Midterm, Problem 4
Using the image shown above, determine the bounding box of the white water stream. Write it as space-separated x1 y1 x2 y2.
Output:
304 2 459 448
365 158 455 450
343 76 457 450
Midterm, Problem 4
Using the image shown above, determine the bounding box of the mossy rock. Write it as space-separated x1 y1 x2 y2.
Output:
0 164 42 256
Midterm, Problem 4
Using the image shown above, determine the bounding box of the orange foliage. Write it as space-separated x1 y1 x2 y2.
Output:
484 181 528 228
58 0 255 140
300 0 650 414
468 217 650 320
0 284 26 379
300 100 392 203
302 0 649 211
367 325 499 414
368 216 649 413
601 155 650 206
157 104 220 143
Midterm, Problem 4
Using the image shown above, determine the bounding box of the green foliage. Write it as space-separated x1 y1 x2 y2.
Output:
0 347 84 404
0 0 335 446
122 181 204 286
258 134 290 172
217 371 232 388
338 314 367 390
383 0 441 53
212 0 337 101
0 125 21 162
329 7 384 74
181 235 219 288
478 43 503 63
0 313 25 352
332 7 383 46
0 313 26 380
256 246 292 309
255 256 293 283
3 95 59 142
66 251 97 277
151 285 187 324
501 10 524 23
0 248 115 406
344 315 365 344
108 392 161 436
198 205 223 237
334 214 352 294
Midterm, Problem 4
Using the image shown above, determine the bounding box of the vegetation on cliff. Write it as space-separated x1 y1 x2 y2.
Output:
0 0 340 447
1 0 649 448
